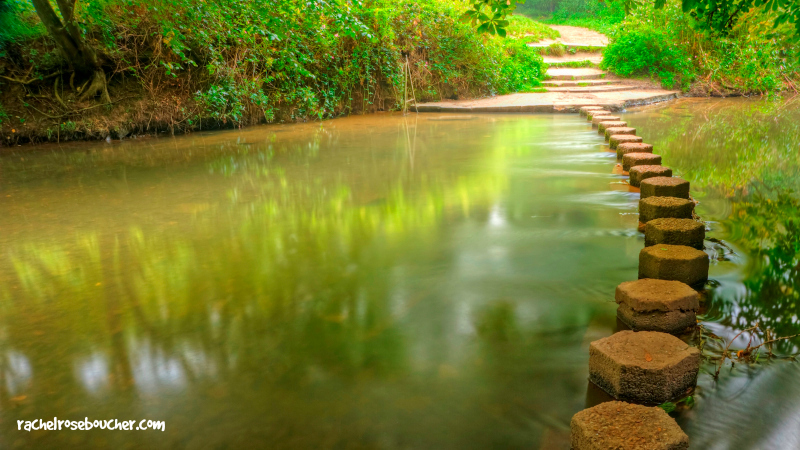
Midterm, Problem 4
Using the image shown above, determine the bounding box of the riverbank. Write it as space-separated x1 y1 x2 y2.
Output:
0 0 552 146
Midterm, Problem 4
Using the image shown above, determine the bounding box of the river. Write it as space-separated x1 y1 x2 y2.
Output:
1 97 798 448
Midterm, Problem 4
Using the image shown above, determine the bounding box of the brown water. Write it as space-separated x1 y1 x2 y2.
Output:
0 100 798 448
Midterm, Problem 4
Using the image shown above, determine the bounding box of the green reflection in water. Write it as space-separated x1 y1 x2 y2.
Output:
627 98 800 448
0 114 634 448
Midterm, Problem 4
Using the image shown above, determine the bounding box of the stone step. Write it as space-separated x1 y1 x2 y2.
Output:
528 42 605 51
543 55 603 66
545 68 607 80
547 85 638 93
541 80 620 88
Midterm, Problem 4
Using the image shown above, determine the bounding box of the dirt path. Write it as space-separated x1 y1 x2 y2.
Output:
415 25 678 113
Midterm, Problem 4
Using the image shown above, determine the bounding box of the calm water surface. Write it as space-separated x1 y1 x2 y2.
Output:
1 99 799 448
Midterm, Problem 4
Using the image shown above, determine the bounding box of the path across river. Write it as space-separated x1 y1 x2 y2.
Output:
416 25 678 113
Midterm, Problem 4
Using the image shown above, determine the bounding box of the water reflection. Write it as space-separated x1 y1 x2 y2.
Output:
0 114 634 448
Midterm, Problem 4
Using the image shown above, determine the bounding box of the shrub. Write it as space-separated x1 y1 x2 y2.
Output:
601 24 695 89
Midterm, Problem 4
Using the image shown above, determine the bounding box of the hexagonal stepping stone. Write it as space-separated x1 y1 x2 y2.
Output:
645 218 705 249
591 115 621 126
622 153 662 172
639 244 709 286
617 142 654 158
605 127 636 140
598 121 627 133
639 197 695 223
609 135 643 149
630 165 672 187
580 106 605 116
589 330 701 404
640 177 690 199
571 401 689 450
587 110 612 120
616 279 700 334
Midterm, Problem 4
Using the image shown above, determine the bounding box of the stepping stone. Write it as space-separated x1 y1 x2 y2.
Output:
622 153 661 171
639 244 709 286
587 110 612 120
579 106 605 116
616 279 700 334
591 115 620 126
645 218 705 249
630 165 672 187
571 401 690 450
640 177 690 199
589 330 701 404
639 197 695 223
617 142 654 158
605 127 636 140
598 121 627 133
609 135 642 149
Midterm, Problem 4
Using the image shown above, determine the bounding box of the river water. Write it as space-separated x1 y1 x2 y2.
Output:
1 98 798 448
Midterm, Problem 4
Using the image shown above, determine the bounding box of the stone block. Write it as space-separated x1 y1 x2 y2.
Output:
605 127 636 140
639 245 709 286
587 110 612 120
617 142 654 158
609 135 643 149
616 279 700 334
598 121 627 133
645 218 705 249
622 153 662 172
571 401 689 450
591 115 620 126
630 165 672 187
640 177 690 199
579 106 605 116
589 330 701 404
639 197 695 223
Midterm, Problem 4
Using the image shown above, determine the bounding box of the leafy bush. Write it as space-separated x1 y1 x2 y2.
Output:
0 0 551 141
601 24 695 89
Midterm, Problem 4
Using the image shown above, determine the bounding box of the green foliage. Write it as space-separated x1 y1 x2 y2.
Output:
0 0 44 45
1 0 551 134
601 23 695 89
461 0 526 36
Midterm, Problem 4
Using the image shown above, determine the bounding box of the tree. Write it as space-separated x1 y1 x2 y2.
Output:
465 0 800 43
29 0 110 103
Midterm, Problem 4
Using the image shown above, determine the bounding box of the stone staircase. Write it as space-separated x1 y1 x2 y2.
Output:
543 68 639 93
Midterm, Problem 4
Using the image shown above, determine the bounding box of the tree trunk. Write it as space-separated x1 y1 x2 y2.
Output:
30 0 110 103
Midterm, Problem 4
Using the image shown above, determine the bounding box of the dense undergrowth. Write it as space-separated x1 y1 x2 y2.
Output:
0 0 547 144
524 0 800 93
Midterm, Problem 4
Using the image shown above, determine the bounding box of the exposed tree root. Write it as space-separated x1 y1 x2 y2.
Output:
78 69 112 104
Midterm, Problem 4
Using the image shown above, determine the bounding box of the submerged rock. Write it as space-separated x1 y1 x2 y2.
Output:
571 401 689 450
616 278 699 334
589 330 701 404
